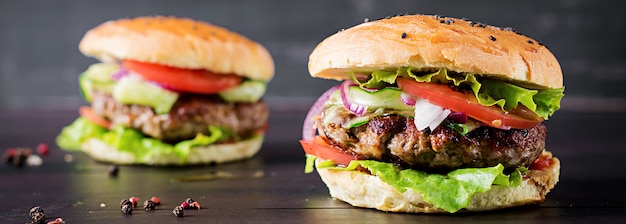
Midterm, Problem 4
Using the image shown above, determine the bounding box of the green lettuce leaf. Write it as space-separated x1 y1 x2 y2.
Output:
352 67 564 119
310 159 523 213
56 117 108 151
56 118 229 163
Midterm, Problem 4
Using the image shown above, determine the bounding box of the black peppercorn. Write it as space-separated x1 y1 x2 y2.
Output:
29 206 45 224
144 200 156 210
173 206 184 217
120 199 133 215
108 165 119 177
121 204 133 215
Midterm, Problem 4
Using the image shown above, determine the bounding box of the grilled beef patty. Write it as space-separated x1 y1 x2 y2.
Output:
91 91 269 143
319 106 546 171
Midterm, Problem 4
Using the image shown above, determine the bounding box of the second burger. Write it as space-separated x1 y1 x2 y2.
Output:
57 16 274 165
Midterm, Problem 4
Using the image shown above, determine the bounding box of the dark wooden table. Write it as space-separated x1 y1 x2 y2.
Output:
1 109 625 223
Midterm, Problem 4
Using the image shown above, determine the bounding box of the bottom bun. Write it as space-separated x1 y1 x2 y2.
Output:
316 151 560 213
81 135 263 166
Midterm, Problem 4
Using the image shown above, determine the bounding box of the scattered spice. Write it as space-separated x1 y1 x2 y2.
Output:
120 199 133 215
46 218 65 224
143 200 156 210
489 36 497 41
527 40 534 44
172 206 184 217
36 143 49 156
29 206 45 224
108 165 119 177
129 197 139 208
181 198 201 210
401 32 407 39
121 204 133 215
4 147 31 167
150 196 161 205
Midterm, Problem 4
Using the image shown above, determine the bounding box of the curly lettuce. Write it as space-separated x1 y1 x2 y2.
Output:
56 118 230 163
351 68 564 119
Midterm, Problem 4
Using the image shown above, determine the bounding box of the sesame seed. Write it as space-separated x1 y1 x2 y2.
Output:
364 18 370 22
470 21 476 27
489 36 497 41
401 32 407 39
527 40 534 44
440 20 446 23
434 15 440 20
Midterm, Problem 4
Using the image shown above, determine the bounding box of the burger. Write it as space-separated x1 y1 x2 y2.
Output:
300 14 564 213
56 16 274 165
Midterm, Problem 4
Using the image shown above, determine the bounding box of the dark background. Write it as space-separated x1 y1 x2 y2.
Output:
1 1 626 223
0 0 625 112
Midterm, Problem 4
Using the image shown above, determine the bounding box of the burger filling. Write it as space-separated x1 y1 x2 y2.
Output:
57 62 269 161
319 105 546 171
91 91 268 143
301 67 564 213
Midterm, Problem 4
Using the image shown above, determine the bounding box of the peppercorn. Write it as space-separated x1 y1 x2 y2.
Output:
36 143 49 156
108 165 119 177
120 199 133 215
150 196 161 205
121 204 133 215
173 206 184 217
46 218 65 224
129 197 139 208
29 206 45 224
143 200 155 210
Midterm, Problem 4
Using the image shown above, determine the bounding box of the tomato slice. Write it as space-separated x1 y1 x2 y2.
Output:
300 136 359 166
123 60 243 94
396 77 543 129
79 106 111 129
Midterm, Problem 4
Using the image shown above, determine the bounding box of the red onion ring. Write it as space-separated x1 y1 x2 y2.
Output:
447 112 468 124
340 80 368 115
302 86 340 141
110 67 130 81
400 92 417 106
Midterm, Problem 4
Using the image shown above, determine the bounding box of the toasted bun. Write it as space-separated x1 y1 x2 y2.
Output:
80 16 274 81
309 14 562 89
81 135 263 166
316 151 560 213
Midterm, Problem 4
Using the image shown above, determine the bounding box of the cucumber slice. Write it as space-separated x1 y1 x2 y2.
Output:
112 77 179 114
349 86 414 111
327 87 414 112
79 63 118 102
84 63 118 82
218 80 266 102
